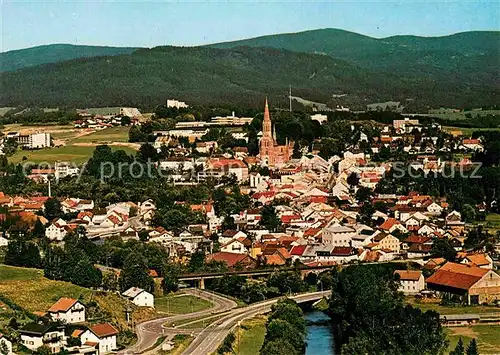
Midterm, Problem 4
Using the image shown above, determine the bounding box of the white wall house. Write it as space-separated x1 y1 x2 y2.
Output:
394 270 425 294
20 323 66 353
220 239 248 254
322 224 357 247
80 324 118 355
122 287 155 308
48 297 85 324
45 219 69 241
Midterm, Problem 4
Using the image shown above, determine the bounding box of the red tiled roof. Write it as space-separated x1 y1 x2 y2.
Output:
206 252 254 267
290 245 307 256
331 247 355 256
379 218 400 231
90 323 119 338
394 270 422 281
265 254 286 266
48 298 79 313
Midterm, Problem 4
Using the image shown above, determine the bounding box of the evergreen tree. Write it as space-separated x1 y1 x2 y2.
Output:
450 337 465 355
466 339 479 355
119 252 153 292
44 198 63 221
72 254 102 288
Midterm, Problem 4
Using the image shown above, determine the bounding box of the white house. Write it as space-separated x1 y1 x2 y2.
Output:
20 323 66 353
48 297 86 324
45 219 70 241
394 270 425 295
122 287 154 308
80 323 118 355
426 202 444 216
0 334 13 355
221 239 248 254
322 224 357 247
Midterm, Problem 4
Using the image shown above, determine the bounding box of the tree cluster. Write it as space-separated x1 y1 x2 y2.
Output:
328 264 448 355
260 299 307 355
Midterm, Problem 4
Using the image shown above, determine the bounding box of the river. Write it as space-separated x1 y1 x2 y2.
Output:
305 310 335 355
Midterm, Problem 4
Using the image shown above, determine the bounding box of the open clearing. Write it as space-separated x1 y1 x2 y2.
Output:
155 294 213 315
407 298 500 315
446 325 500 354
3 124 137 165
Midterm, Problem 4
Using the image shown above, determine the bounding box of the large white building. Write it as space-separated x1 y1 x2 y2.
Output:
166 99 189 109
16 133 51 149
322 224 358 247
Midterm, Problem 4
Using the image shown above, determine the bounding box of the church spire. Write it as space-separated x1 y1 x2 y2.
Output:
263 97 272 137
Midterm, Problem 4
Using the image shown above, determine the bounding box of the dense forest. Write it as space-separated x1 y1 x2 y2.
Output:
1 29 499 110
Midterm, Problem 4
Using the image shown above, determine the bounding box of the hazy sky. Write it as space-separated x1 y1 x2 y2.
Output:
1 0 499 52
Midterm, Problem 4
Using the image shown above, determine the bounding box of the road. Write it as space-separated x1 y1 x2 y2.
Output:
119 288 237 354
182 291 330 355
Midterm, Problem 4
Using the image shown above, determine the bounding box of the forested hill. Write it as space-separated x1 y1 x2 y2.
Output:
210 29 499 71
0 30 499 109
0 44 140 72
210 29 500 92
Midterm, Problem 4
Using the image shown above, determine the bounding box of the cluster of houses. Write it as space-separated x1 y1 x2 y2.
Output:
11 286 155 355
74 107 142 128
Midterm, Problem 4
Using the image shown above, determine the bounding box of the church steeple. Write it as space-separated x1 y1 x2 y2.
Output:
263 97 272 137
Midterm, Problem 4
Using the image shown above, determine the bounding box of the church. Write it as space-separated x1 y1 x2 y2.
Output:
259 98 293 167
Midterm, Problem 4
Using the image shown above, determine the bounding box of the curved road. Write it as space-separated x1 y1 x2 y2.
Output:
119 288 237 354
183 291 330 355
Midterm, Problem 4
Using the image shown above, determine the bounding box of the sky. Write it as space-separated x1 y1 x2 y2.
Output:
1 0 499 52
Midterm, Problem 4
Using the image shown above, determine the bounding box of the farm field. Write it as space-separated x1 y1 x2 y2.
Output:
71 126 130 143
446 325 500 354
9 144 137 164
155 294 213 315
423 109 500 121
442 126 500 136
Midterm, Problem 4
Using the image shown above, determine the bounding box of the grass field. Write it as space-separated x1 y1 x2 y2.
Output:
9 144 137 164
71 126 129 143
446 325 500 354
233 315 267 355
0 265 92 312
407 298 500 315
442 126 500 136
2 124 136 165
424 109 500 121
155 294 213 315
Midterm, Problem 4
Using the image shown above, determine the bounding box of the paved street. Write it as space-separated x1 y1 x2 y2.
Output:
182 291 330 355
118 288 237 354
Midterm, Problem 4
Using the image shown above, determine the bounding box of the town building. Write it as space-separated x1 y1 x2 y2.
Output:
20 323 66 353
394 270 425 294
16 133 51 149
48 297 86 324
80 323 118 355
258 99 293 167
426 262 500 305
122 287 155 308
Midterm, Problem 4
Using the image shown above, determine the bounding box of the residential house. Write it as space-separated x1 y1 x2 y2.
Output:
426 262 500 304
20 323 66 353
371 232 401 253
122 287 154 308
458 253 493 269
80 323 119 355
221 239 248 254
394 270 425 294
206 252 256 269
48 297 86 324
